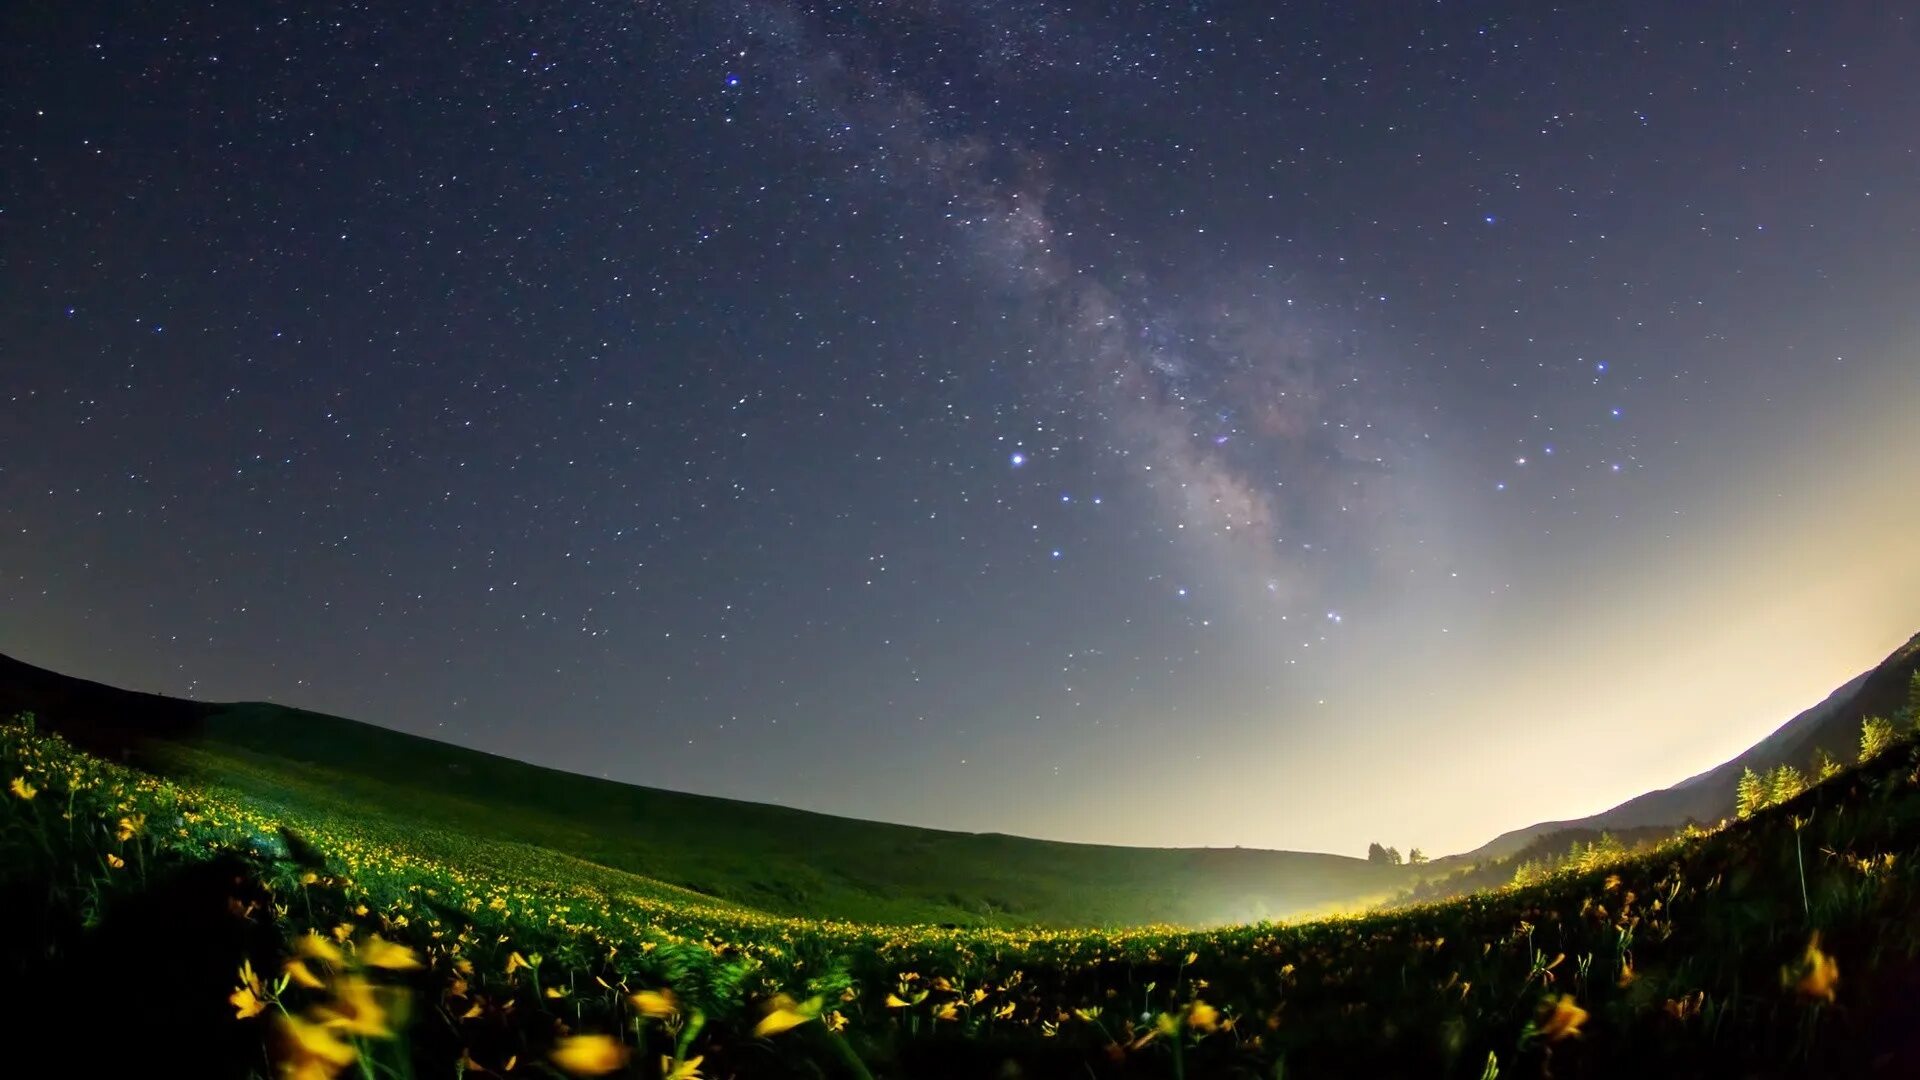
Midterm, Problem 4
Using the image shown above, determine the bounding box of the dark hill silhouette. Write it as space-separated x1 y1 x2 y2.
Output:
1454 631 1920 863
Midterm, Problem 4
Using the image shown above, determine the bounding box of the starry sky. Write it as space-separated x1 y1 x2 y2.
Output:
4 2 1919 858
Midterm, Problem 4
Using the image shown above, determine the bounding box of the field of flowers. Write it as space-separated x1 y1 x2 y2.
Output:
5 710 1919 1079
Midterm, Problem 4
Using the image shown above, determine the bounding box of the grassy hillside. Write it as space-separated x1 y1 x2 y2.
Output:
7 706 1920 1078
0 652 1407 926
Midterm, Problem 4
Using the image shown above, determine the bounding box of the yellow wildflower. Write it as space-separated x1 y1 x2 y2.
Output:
1538 995 1587 1042
277 1014 358 1078
115 814 145 841
314 974 392 1038
8 777 35 800
106 853 125 869
1187 1000 1220 1034
933 1001 960 1022
230 960 268 1019
753 994 821 1037
661 1055 705 1079
630 989 679 1018
298 932 345 965
284 958 327 990
1786 933 1840 1002
550 1034 629 1076
359 934 421 971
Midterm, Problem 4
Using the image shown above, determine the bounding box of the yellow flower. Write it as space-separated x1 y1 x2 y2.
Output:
993 1001 1016 1020
231 961 268 1019
661 1055 705 1079
1787 933 1840 1002
314 974 392 1038
884 993 911 1008
106 853 125 869
284 958 327 990
277 1014 358 1078
8 777 35 800
630 989 679 1018
505 951 531 975
933 1001 960 1022
115 814 145 841
297 932 345 965
1187 1000 1220 1034
550 1034 629 1076
359 934 422 971
753 994 821 1037
1538 995 1587 1042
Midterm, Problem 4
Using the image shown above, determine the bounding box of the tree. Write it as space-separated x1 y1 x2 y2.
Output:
1766 763 1806 807
1408 848 1429 865
1907 670 1920 731
1735 766 1765 819
1860 716 1895 763
1811 747 1841 783
1384 846 1404 866
1366 842 1390 865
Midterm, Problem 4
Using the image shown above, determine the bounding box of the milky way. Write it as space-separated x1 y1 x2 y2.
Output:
4 2 1918 855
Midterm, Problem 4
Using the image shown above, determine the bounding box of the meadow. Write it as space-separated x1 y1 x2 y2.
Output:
5 709 1919 1079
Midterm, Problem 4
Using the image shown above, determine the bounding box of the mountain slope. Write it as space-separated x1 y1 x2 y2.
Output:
1456 631 1920 863
0 651 1407 927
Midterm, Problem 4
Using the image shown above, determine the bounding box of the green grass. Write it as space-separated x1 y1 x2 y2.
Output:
7 711 1920 1079
22 681 1411 927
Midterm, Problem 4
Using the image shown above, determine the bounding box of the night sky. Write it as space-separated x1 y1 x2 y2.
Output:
5 3 1919 857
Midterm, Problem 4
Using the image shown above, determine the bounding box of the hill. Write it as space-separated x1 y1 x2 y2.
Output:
1457 630 1920 864
0 650 1407 927
8 683 1920 1078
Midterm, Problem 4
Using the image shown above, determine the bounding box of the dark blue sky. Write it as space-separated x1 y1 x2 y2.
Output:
5 2 1918 855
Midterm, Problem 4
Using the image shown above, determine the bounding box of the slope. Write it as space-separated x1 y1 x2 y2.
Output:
1456 630 1920 863
0 650 1407 927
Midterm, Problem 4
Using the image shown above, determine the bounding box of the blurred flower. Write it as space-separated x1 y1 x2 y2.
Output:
550 1035 629 1076
662 1055 705 1080
359 934 421 971
754 994 821 1037
631 989 679 1019
297 932 345 965
314 974 392 1038
1786 933 1840 1002
1187 1000 1220 1034
8 777 35 800
284 958 326 990
1538 995 1587 1042
277 1014 357 1079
